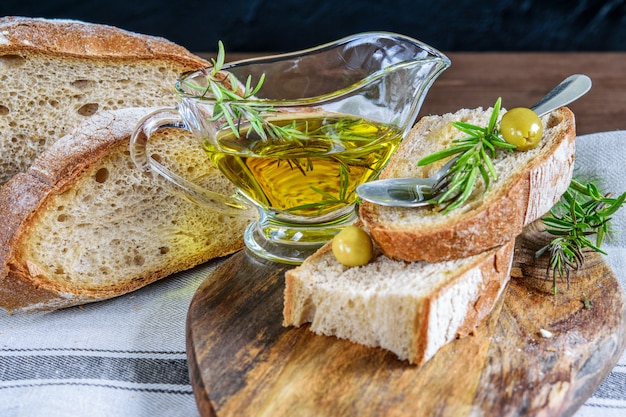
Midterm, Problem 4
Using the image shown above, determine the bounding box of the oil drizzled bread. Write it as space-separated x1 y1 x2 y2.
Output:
359 106 576 262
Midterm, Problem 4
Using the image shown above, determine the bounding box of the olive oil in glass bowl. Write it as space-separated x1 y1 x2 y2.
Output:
206 114 402 218
131 32 450 264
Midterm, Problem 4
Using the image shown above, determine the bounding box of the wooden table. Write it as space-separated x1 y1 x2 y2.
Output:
189 51 626 417
215 52 626 136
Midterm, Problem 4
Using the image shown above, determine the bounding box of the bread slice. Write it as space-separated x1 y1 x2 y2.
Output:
283 235 515 365
359 106 576 262
0 109 256 312
0 16 209 185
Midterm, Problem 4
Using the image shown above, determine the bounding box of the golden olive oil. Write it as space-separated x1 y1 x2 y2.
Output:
203 113 402 216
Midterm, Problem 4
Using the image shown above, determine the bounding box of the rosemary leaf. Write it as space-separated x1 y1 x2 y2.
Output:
488 97 501 132
250 73 266 96
417 146 467 166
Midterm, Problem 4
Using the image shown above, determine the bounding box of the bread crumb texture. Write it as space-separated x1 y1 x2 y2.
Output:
0 55 185 184
0 16 208 185
21 117 253 291
284 241 513 364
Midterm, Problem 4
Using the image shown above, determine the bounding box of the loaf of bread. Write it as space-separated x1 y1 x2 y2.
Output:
0 16 209 185
359 106 576 262
0 109 256 312
283 234 515 365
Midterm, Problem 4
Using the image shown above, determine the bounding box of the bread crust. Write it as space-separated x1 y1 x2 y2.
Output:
455 241 513 338
0 18 233 312
0 16 207 68
360 107 576 263
0 110 248 312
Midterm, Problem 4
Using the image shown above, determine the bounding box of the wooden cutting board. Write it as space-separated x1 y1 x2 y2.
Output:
186 226 626 417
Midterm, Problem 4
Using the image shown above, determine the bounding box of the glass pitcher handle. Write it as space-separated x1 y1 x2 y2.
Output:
129 107 250 215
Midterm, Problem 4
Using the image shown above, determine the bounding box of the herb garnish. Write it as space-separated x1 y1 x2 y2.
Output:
417 98 516 213
185 41 307 142
536 179 626 294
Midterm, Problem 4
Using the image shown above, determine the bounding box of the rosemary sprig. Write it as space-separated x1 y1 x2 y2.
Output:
417 98 516 213
184 41 308 142
536 179 626 294
288 164 353 213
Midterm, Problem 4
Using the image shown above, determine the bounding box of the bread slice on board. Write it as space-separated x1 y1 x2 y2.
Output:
0 109 256 313
283 236 515 365
359 106 576 263
0 16 209 185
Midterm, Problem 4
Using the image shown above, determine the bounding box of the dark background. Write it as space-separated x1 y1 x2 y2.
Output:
2 0 625 53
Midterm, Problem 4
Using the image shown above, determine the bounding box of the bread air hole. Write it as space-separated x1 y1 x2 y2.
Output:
77 103 99 116
94 167 110 183
159 246 170 255
0 54 26 67
70 79 95 90
0 105 9 115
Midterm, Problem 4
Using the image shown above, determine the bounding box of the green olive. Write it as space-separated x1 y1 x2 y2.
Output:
332 226 373 267
500 107 543 151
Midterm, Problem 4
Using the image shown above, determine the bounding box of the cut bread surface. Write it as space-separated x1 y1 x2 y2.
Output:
0 16 209 185
283 238 515 365
0 109 256 312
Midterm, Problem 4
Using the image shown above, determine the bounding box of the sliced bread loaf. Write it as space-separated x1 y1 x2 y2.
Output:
359 106 576 262
283 234 515 365
0 109 256 312
0 16 209 185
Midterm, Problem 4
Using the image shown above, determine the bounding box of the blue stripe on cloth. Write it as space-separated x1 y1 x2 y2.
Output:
0 355 190 386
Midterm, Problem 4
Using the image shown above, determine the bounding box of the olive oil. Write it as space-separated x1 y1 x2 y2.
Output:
203 114 402 217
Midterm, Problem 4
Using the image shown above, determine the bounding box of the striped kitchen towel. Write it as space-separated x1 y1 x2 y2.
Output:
0 130 624 417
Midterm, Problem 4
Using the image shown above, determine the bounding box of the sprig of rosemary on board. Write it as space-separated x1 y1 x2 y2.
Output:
536 179 626 294
417 97 516 213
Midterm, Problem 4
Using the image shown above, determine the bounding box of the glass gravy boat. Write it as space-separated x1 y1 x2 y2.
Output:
130 32 450 264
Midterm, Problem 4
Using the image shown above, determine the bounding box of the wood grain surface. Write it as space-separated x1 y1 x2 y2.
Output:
186 225 626 417
212 52 626 136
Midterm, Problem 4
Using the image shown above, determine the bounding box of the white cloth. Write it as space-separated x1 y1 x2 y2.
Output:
0 131 624 417
568 131 626 417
